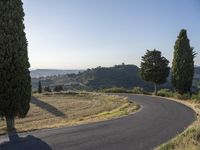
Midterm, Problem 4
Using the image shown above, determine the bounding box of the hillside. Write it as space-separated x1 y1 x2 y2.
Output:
31 65 200 91
75 65 154 90
31 64 170 91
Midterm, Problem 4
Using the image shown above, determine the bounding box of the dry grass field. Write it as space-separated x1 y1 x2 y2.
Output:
0 92 139 135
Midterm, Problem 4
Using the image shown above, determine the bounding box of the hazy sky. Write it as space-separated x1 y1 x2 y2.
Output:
23 0 200 69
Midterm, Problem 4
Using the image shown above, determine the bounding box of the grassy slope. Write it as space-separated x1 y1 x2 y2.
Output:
156 98 200 150
0 93 139 135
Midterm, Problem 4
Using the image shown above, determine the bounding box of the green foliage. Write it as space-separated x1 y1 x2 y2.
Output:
76 64 153 90
140 49 170 84
192 91 200 102
100 87 130 93
132 87 144 94
173 92 191 100
171 29 196 94
38 81 42 93
157 89 173 97
44 86 51 92
0 0 31 119
54 85 63 92
87 65 145 89
32 91 37 94
140 49 170 94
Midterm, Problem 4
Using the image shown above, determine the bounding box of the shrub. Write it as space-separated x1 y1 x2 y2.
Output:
64 91 79 95
174 92 191 100
192 91 200 102
157 89 173 97
32 91 37 94
132 87 144 94
44 86 51 92
54 85 63 92
101 87 130 93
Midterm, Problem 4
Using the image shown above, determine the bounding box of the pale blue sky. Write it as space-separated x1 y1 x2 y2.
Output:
23 0 200 69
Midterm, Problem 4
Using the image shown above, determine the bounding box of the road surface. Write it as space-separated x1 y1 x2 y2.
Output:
0 94 196 150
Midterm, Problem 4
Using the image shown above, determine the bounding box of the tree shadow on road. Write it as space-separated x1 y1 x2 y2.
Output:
0 129 52 150
31 97 66 117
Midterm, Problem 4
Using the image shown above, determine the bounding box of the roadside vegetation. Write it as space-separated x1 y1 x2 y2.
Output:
0 92 139 135
156 89 200 101
99 87 132 93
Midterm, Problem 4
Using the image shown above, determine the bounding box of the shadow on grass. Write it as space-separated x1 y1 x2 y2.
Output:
31 97 66 117
0 129 52 150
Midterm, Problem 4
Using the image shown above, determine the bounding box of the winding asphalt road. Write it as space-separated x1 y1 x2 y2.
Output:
0 94 196 150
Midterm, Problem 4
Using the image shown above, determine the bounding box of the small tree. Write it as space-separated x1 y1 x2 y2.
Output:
140 49 170 95
0 0 31 131
171 29 196 94
44 86 51 92
54 85 63 92
38 81 42 93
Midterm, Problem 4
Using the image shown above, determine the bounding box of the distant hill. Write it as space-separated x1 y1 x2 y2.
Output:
31 65 200 91
30 69 83 78
74 65 154 90
31 65 169 91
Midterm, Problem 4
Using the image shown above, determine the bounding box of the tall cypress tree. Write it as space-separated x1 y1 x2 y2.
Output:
0 0 31 131
171 29 196 94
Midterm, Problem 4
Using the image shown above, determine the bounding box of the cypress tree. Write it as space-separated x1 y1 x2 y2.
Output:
171 29 196 94
0 0 31 131
140 49 170 95
38 81 42 93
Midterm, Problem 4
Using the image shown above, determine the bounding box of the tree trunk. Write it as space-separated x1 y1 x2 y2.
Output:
5 117 15 132
154 83 157 95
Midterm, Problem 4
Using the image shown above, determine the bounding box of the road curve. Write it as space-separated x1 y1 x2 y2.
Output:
0 94 196 150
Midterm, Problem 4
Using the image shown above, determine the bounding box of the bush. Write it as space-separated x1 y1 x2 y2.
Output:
44 86 51 92
32 91 37 94
157 89 173 97
132 87 144 94
192 91 200 102
100 87 130 93
174 92 191 100
54 85 63 92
